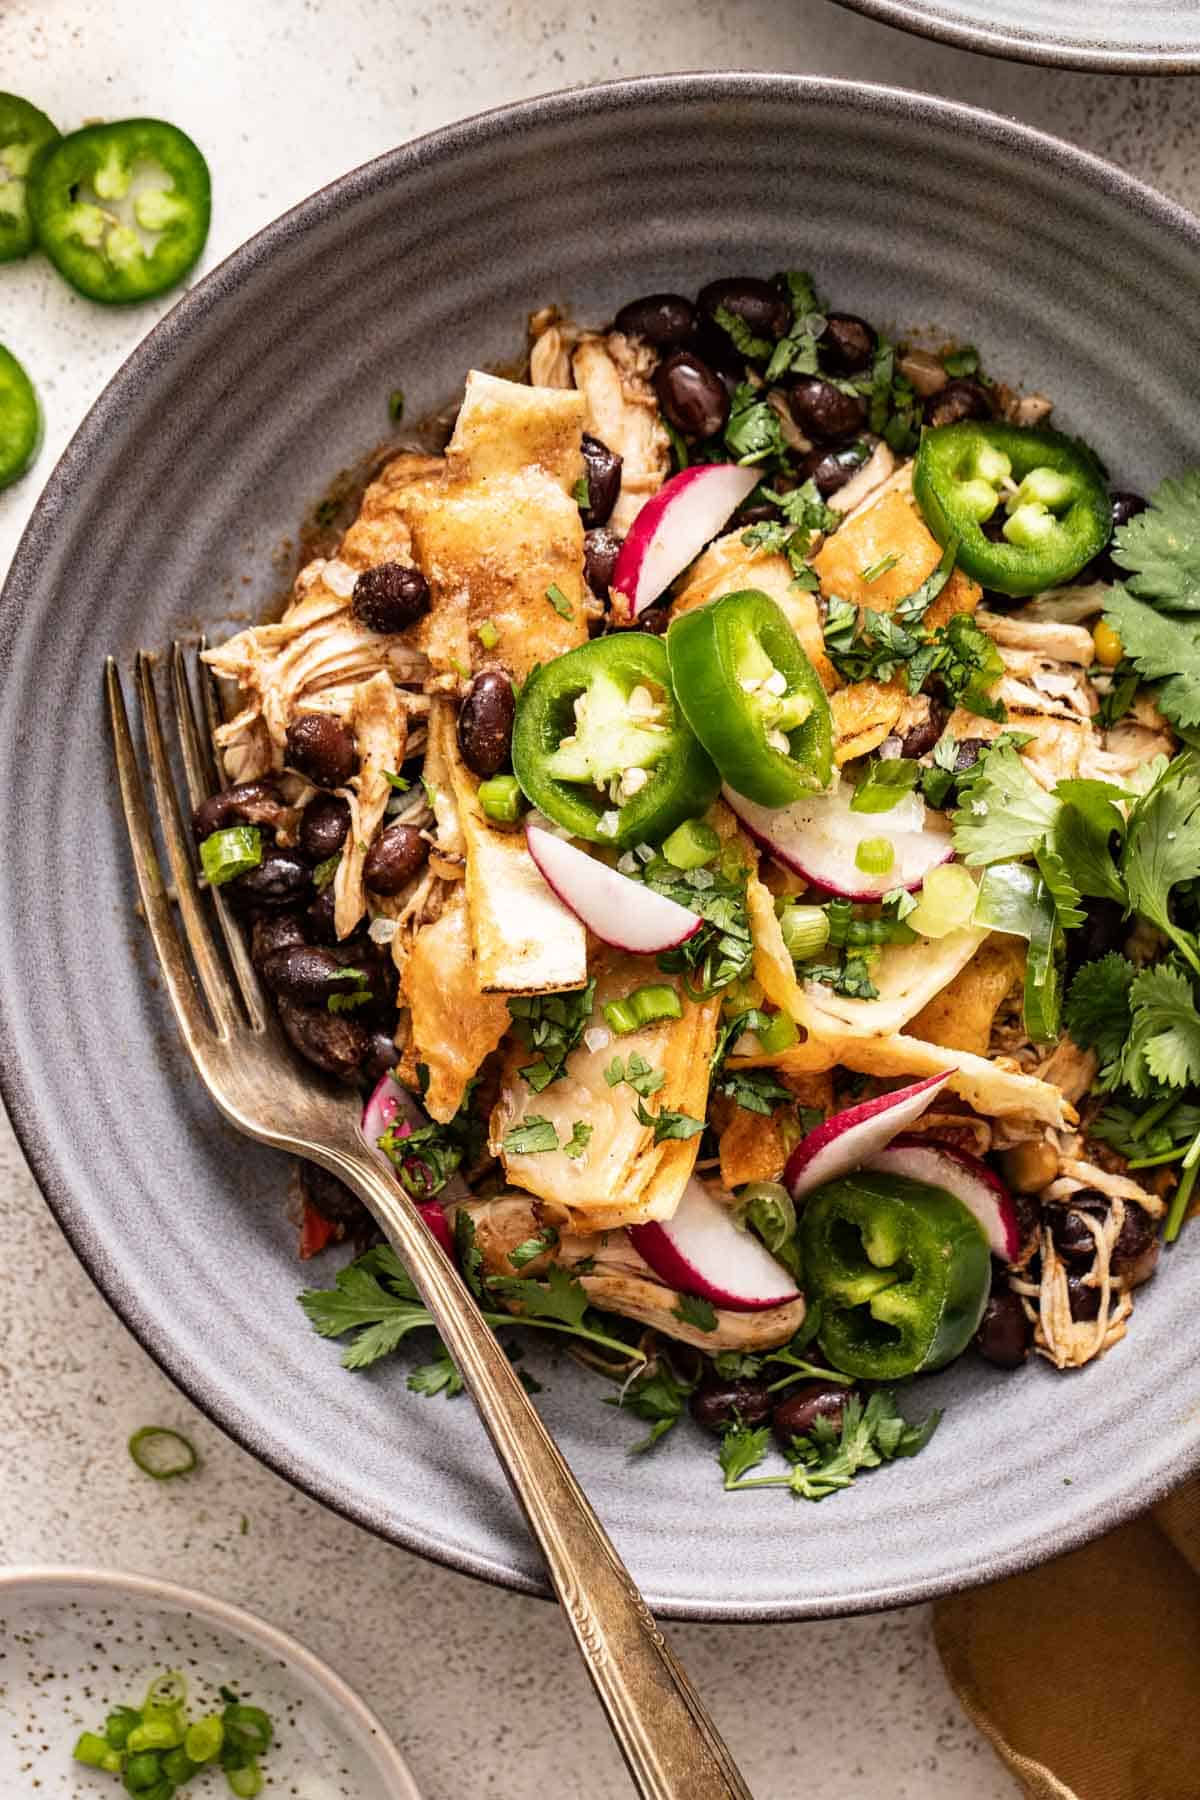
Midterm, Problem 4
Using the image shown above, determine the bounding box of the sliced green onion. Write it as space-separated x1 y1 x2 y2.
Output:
105 1706 141 1749
227 1764 265 1798
74 1730 122 1771
907 863 977 939
661 817 720 870
477 774 524 823
755 1010 798 1054
128 1715 184 1753
602 984 683 1036
128 1427 199 1481
124 1749 167 1791
778 903 830 962
185 1715 225 1763
1164 1154 1200 1244
312 850 341 891
477 618 499 650
162 1746 201 1782
854 837 895 876
144 1671 187 1714
221 1704 273 1758
199 825 262 887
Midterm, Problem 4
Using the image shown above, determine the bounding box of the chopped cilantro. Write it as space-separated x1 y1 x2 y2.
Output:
714 1066 792 1115
388 388 405 422
849 758 919 813
383 769 410 791
377 1080 484 1199
712 303 774 362
572 475 591 508
408 1344 464 1399
632 1098 705 1142
605 1361 696 1453
673 1293 719 1333
502 1116 560 1156
724 382 789 468
508 1225 561 1270
508 981 597 1091
942 346 979 378
604 1051 666 1098
562 1120 593 1160
720 1391 941 1501
312 851 342 892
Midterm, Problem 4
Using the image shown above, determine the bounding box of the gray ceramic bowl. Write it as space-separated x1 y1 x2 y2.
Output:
829 0 1200 70
3 75 1200 1622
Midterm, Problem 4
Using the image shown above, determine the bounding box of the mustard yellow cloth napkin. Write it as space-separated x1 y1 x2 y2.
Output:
934 1483 1200 1798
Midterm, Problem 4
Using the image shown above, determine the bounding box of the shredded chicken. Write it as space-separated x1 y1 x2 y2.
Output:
332 672 410 938
571 332 670 534
977 609 1097 667
1012 1202 1131 1370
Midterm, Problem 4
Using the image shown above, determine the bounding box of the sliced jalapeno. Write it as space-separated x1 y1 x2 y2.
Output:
0 344 41 489
30 118 211 303
913 422 1110 597
801 1170 991 1380
666 589 833 807
0 93 59 261
511 632 719 847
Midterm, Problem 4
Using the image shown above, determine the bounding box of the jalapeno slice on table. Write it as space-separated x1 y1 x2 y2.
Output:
0 345 41 489
801 1170 991 1380
512 632 719 847
913 422 1110 597
666 589 833 807
29 118 211 303
0 93 59 261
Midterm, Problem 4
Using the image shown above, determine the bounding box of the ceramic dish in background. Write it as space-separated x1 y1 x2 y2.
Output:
0 1567 420 1797
828 0 1200 71
2 74 1200 1622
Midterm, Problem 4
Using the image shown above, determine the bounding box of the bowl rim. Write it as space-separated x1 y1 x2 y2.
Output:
0 1564 421 1794
825 0 1200 72
4 71 1200 1621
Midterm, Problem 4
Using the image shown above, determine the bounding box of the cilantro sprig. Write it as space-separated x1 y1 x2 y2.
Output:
719 1391 941 1502
508 980 597 1091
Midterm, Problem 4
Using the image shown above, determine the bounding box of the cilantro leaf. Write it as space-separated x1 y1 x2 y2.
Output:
488 1265 590 1329
1064 953 1134 1084
407 1343 464 1399
712 303 773 362
298 1246 435 1370
508 1225 561 1270
1111 470 1200 610
605 1362 696 1453
1121 753 1200 976
378 1081 483 1200
1052 800 1127 906
605 1051 666 1098
719 1424 773 1486
644 858 754 998
714 1065 792 1115
952 742 1061 865
633 1098 705 1142
502 1116 560 1156
849 758 919 813
1125 962 1200 1093
1035 843 1085 931
724 382 789 468
1103 590 1200 730
454 1208 486 1298
562 1120 593 1160
893 537 959 627
673 1293 719 1333
720 1391 942 1502
508 980 597 1091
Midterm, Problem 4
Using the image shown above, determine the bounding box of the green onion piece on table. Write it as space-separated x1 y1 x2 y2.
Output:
128 1426 199 1480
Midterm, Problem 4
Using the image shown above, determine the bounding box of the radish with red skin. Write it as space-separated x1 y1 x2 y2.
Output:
724 781 953 899
785 1073 951 1199
866 1134 1020 1260
526 823 702 953
630 1177 801 1312
360 1072 460 1250
610 464 759 620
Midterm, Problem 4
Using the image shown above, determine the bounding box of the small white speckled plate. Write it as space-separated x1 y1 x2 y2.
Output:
0 1568 420 1798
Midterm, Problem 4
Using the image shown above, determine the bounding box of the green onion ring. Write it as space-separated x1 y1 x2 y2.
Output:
128 1426 199 1481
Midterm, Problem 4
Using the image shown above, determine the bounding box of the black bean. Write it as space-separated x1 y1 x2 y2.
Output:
299 792 351 861
457 670 515 778
690 1379 772 1436
637 602 671 637
362 1029 400 1086
772 1381 853 1447
795 443 869 499
1067 1274 1101 1322
583 527 622 600
973 1290 1031 1369
297 1159 369 1228
277 994 368 1082
285 713 358 788
335 943 397 1020
306 885 338 943
788 376 868 443
923 379 992 429
654 350 730 440
613 292 697 349
899 699 948 760
250 911 308 971
351 561 431 634
955 737 987 774
363 822 428 895
1084 490 1148 585
697 276 791 346
228 842 313 907
192 779 282 843
261 943 349 1007
819 312 877 376
579 434 623 529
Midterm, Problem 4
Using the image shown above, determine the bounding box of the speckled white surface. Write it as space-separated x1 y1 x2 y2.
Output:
3 3 1197 1795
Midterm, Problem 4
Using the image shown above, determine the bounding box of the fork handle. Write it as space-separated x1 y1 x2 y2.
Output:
323 1149 753 1800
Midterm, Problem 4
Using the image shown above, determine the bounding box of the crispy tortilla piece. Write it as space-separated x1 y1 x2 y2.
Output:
490 952 720 1227
830 678 907 764
400 371 589 679
338 451 445 571
428 700 587 993
671 528 835 689
718 1105 794 1189
402 886 510 1124
812 483 981 628
909 936 1026 1057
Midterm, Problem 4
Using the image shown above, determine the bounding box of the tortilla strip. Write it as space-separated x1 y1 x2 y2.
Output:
909 937 1026 1057
490 951 720 1226
812 482 981 628
428 700 587 993
400 371 589 679
402 886 510 1123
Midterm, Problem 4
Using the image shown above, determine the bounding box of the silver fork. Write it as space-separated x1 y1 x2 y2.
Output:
105 642 754 1800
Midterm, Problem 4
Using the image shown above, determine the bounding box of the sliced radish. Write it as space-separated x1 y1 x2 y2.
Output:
526 823 702 953
610 464 759 620
784 1073 951 1199
867 1134 1020 1261
725 780 953 899
630 1177 800 1312
360 1073 467 1235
